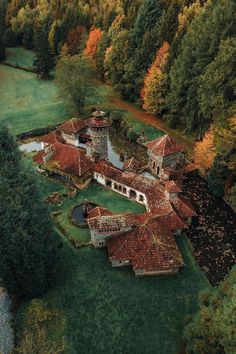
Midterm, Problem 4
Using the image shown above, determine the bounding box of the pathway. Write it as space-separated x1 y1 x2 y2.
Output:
0 288 14 354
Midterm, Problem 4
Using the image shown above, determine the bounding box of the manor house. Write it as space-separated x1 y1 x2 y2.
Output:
34 111 196 276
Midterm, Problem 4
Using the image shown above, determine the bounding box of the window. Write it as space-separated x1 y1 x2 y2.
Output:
139 195 144 202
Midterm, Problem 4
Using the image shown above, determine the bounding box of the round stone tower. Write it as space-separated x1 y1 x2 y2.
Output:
86 110 111 160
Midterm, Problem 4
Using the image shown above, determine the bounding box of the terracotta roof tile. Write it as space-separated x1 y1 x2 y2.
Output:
123 157 140 172
107 217 184 274
145 134 184 156
58 118 86 133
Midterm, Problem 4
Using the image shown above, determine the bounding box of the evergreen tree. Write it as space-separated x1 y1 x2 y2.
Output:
96 31 110 79
184 266 236 354
0 0 7 61
123 0 164 99
208 155 229 197
167 0 236 132
0 124 61 299
33 18 55 79
198 37 236 125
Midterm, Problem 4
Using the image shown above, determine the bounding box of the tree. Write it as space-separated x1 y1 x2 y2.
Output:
193 126 216 177
0 124 61 299
96 31 110 79
83 28 102 62
167 0 236 132
208 155 229 197
198 38 236 124
183 266 236 354
123 0 164 99
0 0 7 61
61 25 86 57
33 18 55 79
3 27 17 46
55 54 92 114
141 42 169 114
14 300 66 354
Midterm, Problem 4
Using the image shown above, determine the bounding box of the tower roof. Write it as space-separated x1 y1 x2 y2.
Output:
86 110 111 128
145 134 184 157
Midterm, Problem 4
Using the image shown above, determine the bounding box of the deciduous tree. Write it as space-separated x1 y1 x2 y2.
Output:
184 266 236 354
193 127 216 177
141 42 169 114
55 54 92 114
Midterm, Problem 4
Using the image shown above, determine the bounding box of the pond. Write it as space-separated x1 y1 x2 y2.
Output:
19 141 42 153
71 202 98 227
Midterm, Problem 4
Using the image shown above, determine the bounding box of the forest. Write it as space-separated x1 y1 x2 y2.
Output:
0 1 236 353
0 0 235 200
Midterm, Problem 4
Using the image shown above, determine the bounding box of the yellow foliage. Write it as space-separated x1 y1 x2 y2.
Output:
194 126 216 176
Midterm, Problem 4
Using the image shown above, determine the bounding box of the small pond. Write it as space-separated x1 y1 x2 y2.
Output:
19 141 42 153
71 202 98 227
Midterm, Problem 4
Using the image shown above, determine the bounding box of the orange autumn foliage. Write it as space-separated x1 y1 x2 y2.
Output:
141 42 170 114
194 126 217 176
83 28 102 61
61 25 86 56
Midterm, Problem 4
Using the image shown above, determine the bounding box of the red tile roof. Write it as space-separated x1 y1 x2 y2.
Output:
171 195 197 219
58 118 86 133
86 117 111 128
87 212 134 230
35 143 93 177
164 180 182 193
40 130 64 145
123 157 140 171
86 206 113 220
145 134 184 156
107 217 184 274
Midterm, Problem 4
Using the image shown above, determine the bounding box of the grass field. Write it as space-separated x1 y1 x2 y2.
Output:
17 156 210 354
4 47 34 70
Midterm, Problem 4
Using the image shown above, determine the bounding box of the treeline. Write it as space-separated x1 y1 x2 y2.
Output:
1 0 236 198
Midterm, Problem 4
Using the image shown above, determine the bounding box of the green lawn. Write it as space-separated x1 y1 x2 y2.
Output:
0 64 70 135
4 47 34 70
124 113 165 141
19 155 209 354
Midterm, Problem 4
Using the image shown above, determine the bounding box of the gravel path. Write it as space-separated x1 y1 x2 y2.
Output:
0 288 14 354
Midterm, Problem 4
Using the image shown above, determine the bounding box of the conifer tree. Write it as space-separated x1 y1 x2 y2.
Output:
33 18 55 79
0 124 61 299
208 155 229 197
198 37 236 124
167 0 236 132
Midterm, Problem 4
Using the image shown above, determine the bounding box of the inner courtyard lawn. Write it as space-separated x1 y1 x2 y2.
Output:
19 155 210 354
